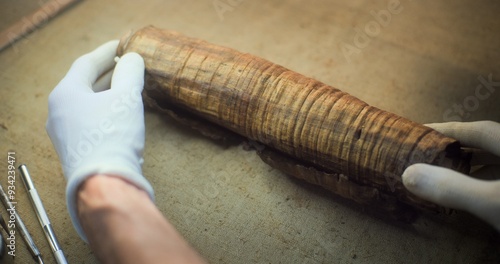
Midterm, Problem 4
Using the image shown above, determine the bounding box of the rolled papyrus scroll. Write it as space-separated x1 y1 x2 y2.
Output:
118 26 470 217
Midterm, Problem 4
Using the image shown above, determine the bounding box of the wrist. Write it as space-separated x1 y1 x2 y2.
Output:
76 175 162 263
77 174 151 214
76 175 207 264
65 160 154 242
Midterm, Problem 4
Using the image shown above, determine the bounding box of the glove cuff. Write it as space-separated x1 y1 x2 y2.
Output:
65 162 154 243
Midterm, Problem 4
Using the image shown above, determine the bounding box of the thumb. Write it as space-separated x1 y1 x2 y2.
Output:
402 164 500 231
111 52 145 94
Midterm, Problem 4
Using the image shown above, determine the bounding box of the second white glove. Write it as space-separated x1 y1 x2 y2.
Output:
402 121 500 231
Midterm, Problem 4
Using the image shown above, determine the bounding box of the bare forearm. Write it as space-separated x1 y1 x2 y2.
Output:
77 175 206 264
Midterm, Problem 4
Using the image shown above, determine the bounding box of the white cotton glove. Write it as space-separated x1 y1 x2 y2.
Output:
402 121 500 231
46 40 154 242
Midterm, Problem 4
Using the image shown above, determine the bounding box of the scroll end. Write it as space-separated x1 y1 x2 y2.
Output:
117 29 134 56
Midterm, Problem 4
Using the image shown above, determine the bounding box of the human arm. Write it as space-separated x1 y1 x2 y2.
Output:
402 121 500 231
46 40 206 263
78 174 206 264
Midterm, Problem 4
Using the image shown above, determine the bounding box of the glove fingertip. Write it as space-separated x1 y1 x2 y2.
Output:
111 52 145 93
119 52 144 64
402 164 448 203
115 52 145 75
402 163 429 192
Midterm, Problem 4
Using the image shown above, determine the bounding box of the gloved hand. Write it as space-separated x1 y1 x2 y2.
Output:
46 40 154 242
402 121 500 231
